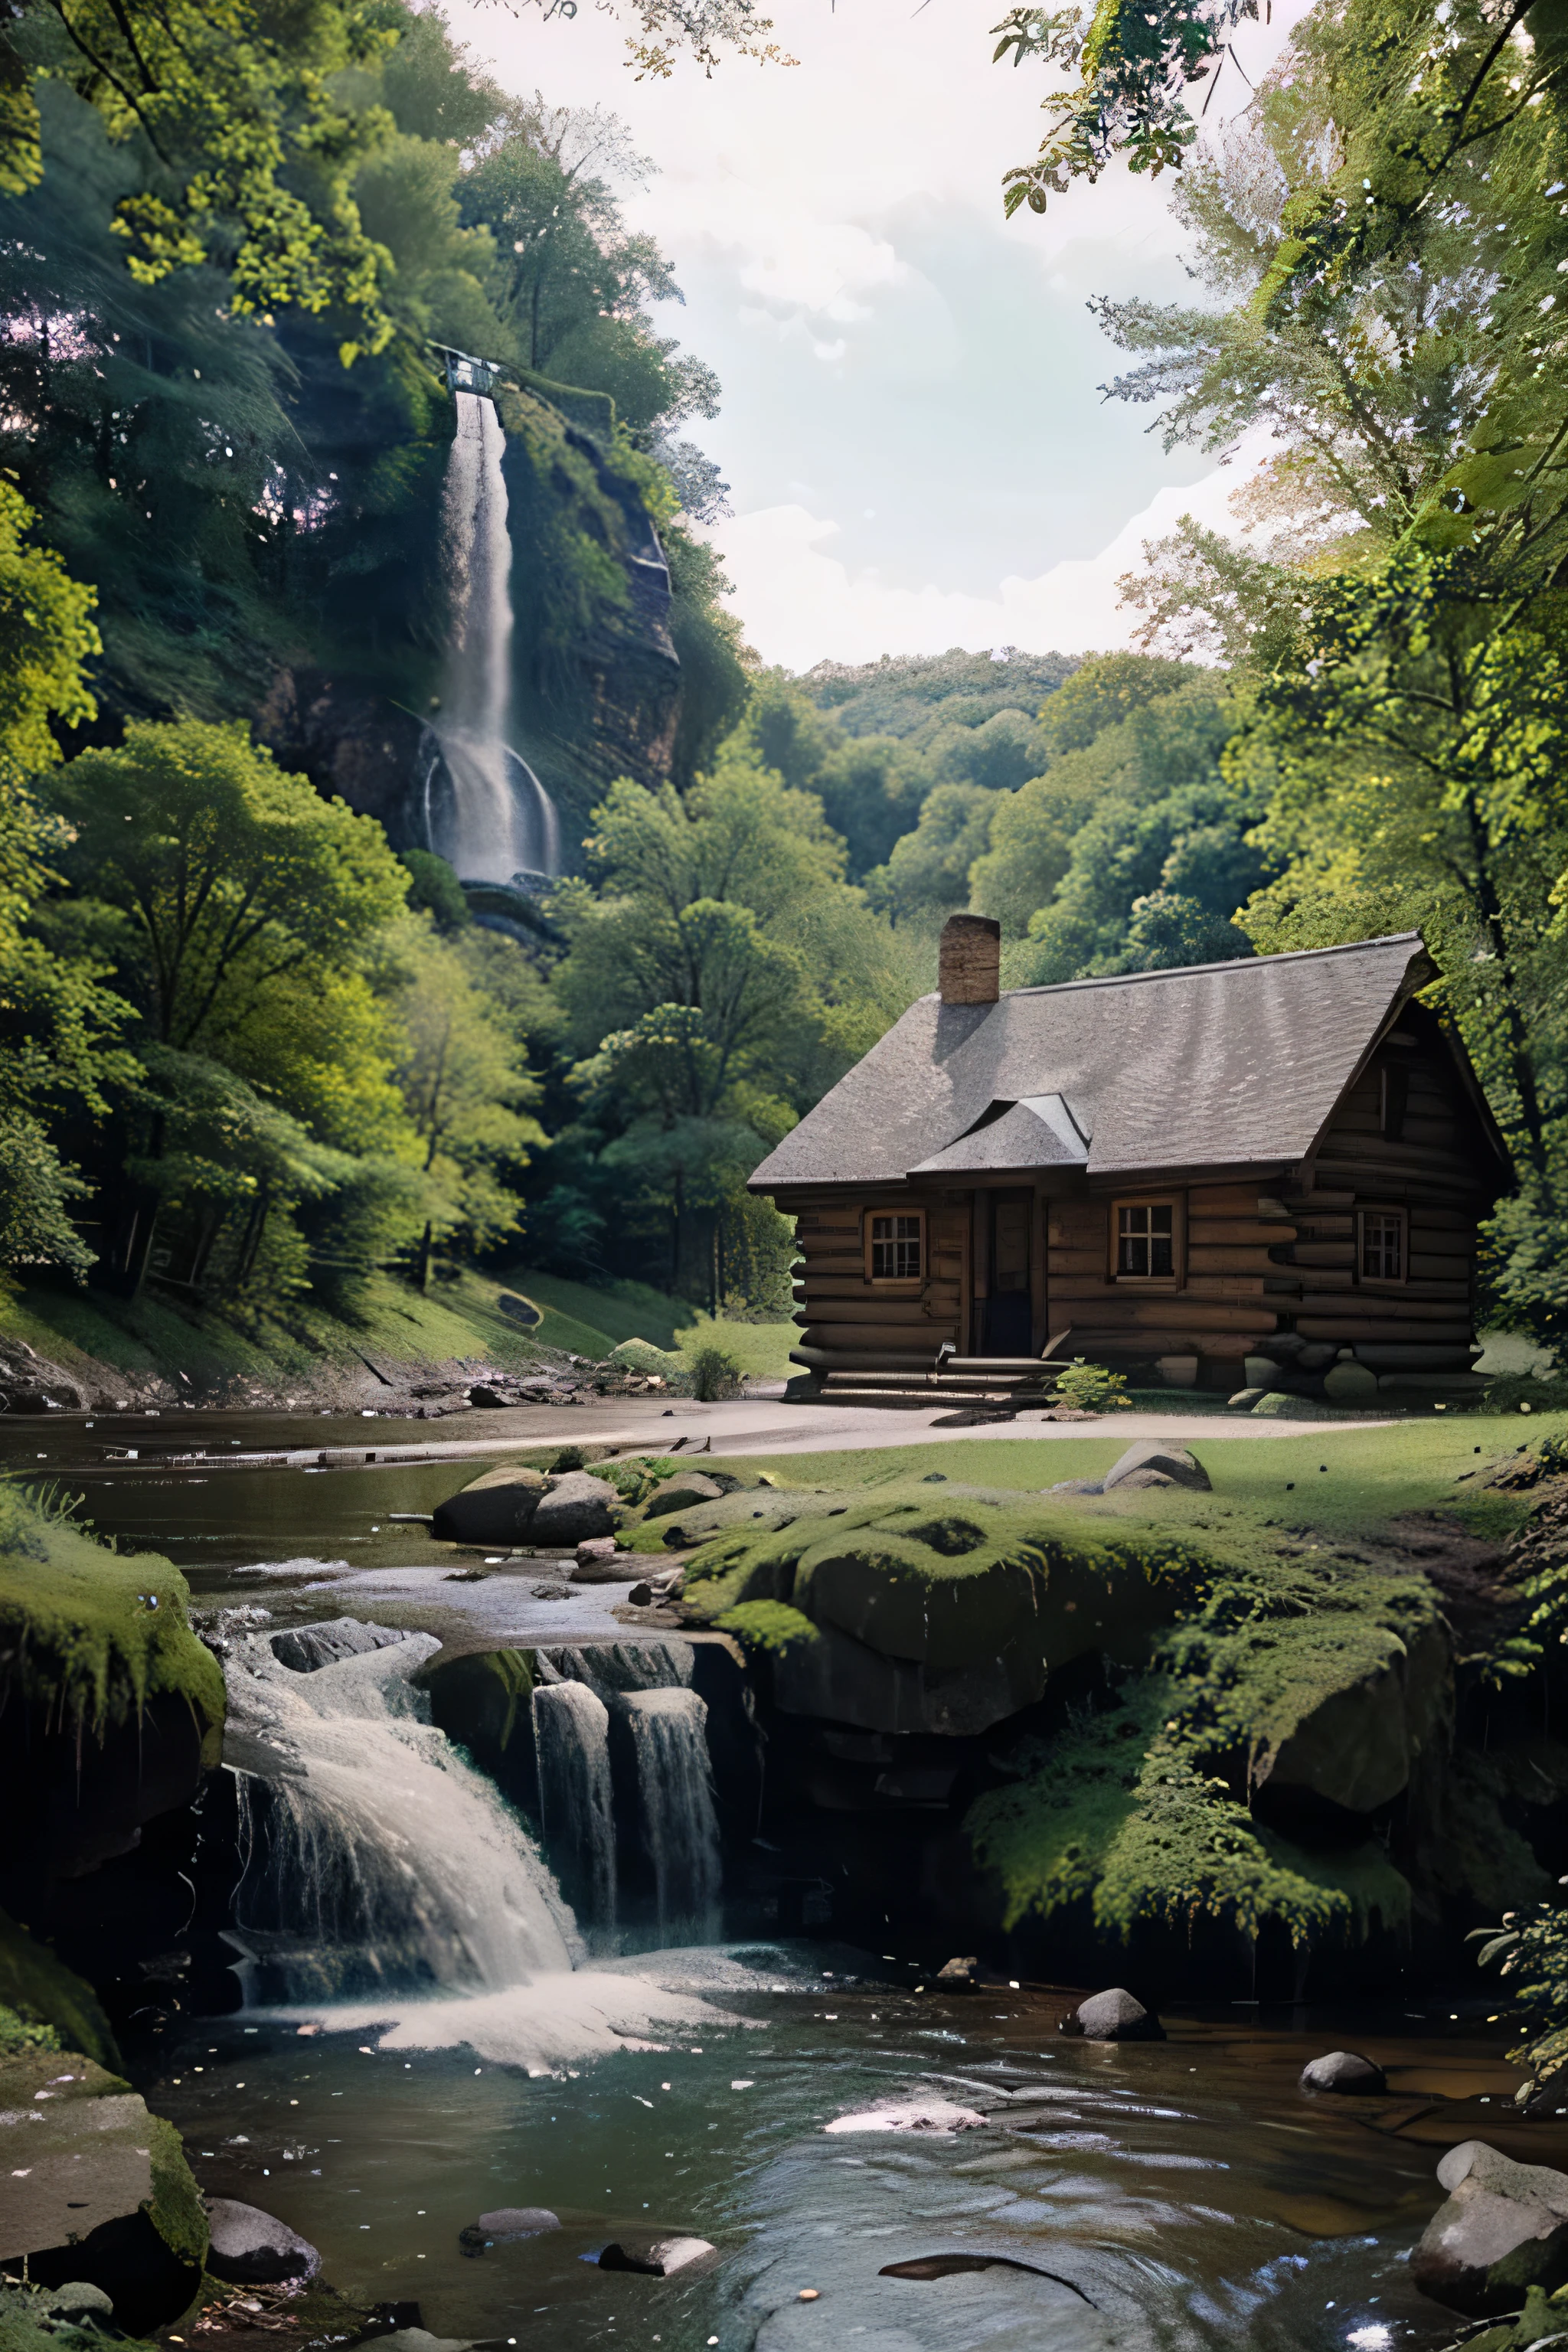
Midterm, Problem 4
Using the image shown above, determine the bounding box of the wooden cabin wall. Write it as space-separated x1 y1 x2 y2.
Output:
1048 1032 1487 1371
1047 1183 1289 1366
786 1191 968 1367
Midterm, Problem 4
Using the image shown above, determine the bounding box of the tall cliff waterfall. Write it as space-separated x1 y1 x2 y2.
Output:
435 389 559 883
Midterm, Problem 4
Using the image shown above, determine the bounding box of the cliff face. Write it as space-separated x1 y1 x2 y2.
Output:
256 374 682 868
498 377 682 841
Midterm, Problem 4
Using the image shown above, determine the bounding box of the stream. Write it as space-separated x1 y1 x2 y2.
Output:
15 1411 1560 2352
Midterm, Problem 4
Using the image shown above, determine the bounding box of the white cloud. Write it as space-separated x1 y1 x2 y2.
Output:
710 447 1266 670
439 0 1315 658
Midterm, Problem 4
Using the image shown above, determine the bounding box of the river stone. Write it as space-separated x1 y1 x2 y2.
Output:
531 1471 617 1547
432 1466 547 1545
825 2099 987 2135
204 2199 320 2285
643 1472 724 1518
571 1537 623 1583
1062 1988 1164 2042
936 1956 980 1988
269 1619 405 1673
1411 2141 1568 2314
1300 2050 1387 2096
597 2235 716 2275
1101 1442 1211 1494
459 2207 560 2247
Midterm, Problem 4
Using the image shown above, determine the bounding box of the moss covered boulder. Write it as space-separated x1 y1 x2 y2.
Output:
679 1486 1200 1735
0 1488 224 1892
0 2044 206 2331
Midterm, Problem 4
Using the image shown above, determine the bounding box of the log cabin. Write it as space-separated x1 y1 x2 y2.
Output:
748 920 1513 1406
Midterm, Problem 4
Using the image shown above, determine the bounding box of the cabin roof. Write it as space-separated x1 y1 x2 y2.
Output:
751 933 1507 1193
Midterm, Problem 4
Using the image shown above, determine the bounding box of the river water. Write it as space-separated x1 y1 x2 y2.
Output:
13 1410 1561 2352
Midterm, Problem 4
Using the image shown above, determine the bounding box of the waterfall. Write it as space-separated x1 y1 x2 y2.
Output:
433 389 559 884
532 1681 616 1943
225 1626 580 2002
622 1689 724 1945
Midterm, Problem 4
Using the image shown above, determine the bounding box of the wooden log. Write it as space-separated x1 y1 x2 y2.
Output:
1183 1276 1269 1299
1188 1245 1295 1273
1298 1291 1469 1318
1282 1188 1356 1209
1187 1222 1301 1249
797 1298 951 1325
1285 1243 1357 1268
1296 1319 1472 1345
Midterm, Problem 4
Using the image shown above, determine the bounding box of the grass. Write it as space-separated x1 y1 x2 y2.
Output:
495 1269 697 1354
671 1312 798 1382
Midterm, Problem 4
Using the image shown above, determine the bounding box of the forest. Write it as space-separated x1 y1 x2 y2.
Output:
0 0 1563 1361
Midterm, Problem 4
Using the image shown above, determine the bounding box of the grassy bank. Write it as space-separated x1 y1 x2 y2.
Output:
0 1263 798 1410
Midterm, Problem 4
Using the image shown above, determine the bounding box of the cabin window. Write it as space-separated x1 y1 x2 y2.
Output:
866 1210 923 1284
1359 1207 1406 1282
1112 1198 1181 1282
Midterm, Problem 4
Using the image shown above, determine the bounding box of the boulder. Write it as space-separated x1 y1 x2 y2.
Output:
1061 1988 1164 2042
40 2283 116 2324
2 2049 205 2331
1251 1614 1449 1816
1102 1442 1211 1494
1324 1359 1380 1402
531 1471 618 1549
458 2208 560 2249
571 1537 622 1583
432 1466 547 1545
1299 2050 1387 2096
204 2199 320 2286
1227 1388 1269 1411
1412 2141 1568 2315
644 1472 725 1518
269 1619 405 1673
597 2236 716 2275
1244 1357 1287 1391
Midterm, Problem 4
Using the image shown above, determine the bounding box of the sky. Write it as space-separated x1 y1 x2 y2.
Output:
441 0 1308 670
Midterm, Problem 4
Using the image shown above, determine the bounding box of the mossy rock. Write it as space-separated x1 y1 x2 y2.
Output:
0 1910 119 2072
0 2047 206 2329
0 1487 223 1752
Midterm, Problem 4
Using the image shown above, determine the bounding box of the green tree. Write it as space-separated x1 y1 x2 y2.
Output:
390 918 545 1289
867 782 998 930
547 754 910 1300
0 483 128 1276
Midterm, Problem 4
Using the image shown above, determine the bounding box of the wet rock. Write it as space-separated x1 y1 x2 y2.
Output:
1102 1442 1210 1494
1300 2050 1387 2096
1061 1988 1164 2042
458 2207 560 2249
531 1471 618 1548
824 2099 987 2135
935 1956 980 1989
269 1619 405 1673
432 1466 547 1545
2 2049 204 2331
597 2235 716 2276
205 2198 321 2285
1412 2141 1568 2314
626 1582 655 1606
643 1472 724 1518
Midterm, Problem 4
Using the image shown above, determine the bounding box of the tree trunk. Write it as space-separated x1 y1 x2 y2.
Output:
416 1220 434 1294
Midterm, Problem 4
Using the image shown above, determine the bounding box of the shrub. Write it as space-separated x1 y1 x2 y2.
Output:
1052 1357 1131 1412
688 1343 743 1402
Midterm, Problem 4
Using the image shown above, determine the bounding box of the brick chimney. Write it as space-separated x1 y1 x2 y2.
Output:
939 913 1001 1006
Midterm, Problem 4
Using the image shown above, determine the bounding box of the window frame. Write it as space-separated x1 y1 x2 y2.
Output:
1109 1194 1185 1288
1357 1204 1408 1286
864 1205 926 1288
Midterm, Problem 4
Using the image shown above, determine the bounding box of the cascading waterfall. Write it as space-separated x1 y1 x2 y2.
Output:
433 388 559 884
224 1625 580 2001
532 1681 616 1943
622 1688 724 1944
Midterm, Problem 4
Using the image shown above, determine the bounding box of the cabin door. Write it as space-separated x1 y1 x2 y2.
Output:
982 1190 1033 1356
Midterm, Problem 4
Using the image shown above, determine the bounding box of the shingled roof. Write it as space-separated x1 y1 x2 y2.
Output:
752 933 1456 1191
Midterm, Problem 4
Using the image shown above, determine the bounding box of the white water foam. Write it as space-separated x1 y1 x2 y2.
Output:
224 1627 743 2071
